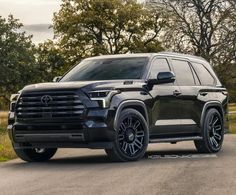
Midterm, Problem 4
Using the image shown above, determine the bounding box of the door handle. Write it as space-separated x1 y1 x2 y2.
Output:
200 92 208 96
173 90 181 96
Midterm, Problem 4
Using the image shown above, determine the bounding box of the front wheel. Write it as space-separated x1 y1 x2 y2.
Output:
194 108 224 153
14 147 57 162
105 108 149 162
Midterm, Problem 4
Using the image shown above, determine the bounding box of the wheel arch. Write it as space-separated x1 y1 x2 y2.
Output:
114 100 149 130
200 101 224 128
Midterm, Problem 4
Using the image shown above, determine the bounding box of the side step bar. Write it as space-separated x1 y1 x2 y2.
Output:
149 136 203 143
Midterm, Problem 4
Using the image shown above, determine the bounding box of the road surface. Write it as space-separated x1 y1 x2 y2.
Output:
1 135 236 195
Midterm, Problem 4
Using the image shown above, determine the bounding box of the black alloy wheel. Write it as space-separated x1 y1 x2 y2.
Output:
105 108 149 162
208 111 224 150
117 114 145 157
195 108 224 153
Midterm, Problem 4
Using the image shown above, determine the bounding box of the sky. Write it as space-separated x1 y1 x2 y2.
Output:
0 0 61 43
0 0 145 43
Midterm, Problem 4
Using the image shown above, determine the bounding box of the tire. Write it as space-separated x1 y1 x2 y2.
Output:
194 108 224 153
13 147 57 162
105 108 149 162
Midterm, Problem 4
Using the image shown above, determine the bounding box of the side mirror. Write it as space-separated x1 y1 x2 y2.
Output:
157 71 175 84
53 76 62 82
148 71 175 86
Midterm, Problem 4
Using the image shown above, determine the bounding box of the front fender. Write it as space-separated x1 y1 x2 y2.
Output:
109 91 152 130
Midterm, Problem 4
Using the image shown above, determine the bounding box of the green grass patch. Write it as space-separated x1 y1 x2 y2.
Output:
228 104 236 133
229 103 236 112
0 119 7 133
229 113 236 134
0 112 16 162
0 133 16 162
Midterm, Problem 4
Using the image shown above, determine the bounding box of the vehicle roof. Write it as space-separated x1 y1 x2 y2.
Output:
157 52 207 63
85 53 155 60
86 52 207 64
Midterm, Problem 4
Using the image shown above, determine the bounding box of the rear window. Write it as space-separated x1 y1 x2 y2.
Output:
192 62 215 86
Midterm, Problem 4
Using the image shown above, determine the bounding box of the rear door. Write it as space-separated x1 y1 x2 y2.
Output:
170 58 201 133
190 61 222 127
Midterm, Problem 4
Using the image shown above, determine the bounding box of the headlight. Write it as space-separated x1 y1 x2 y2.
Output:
10 94 20 102
88 90 111 98
87 90 119 108
9 93 20 112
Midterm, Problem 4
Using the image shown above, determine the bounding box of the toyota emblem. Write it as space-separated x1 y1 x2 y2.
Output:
41 95 53 106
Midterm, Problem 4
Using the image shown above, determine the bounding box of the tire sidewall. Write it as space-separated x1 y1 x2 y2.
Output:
14 148 57 162
203 108 224 153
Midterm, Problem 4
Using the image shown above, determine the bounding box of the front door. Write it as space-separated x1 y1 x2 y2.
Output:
148 57 182 137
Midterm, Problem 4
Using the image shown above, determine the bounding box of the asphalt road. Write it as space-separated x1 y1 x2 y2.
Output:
1 135 236 195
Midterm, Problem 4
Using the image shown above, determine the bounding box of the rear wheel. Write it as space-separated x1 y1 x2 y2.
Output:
105 108 149 162
194 108 224 153
14 147 57 162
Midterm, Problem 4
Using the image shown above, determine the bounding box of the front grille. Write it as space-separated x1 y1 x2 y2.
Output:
16 91 85 120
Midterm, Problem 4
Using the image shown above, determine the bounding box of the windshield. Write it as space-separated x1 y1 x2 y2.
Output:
60 57 148 82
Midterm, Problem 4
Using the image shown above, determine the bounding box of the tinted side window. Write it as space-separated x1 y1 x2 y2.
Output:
149 58 170 79
189 63 201 85
172 59 195 86
192 62 215 86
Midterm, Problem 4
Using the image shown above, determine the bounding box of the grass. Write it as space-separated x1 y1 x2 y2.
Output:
0 112 8 132
228 104 236 134
0 133 16 162
229 114 236 134
229 103 236 112
0 104 236 162
0 112 17 162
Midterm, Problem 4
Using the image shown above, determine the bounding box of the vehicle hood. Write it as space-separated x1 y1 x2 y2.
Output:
21 80 147 93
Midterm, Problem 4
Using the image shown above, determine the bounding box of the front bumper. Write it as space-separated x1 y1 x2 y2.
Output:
8 109 116 149
8 121 115 149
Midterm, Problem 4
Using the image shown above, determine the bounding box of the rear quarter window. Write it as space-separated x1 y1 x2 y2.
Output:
192 62 215 86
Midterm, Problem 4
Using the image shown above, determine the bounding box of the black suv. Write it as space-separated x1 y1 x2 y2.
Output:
8 52 229 162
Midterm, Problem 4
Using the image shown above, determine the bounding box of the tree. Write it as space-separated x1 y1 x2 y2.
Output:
53 0 166 66
149 0 235 61
36 40 66 82
0 15 36 103
148 0 236 101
